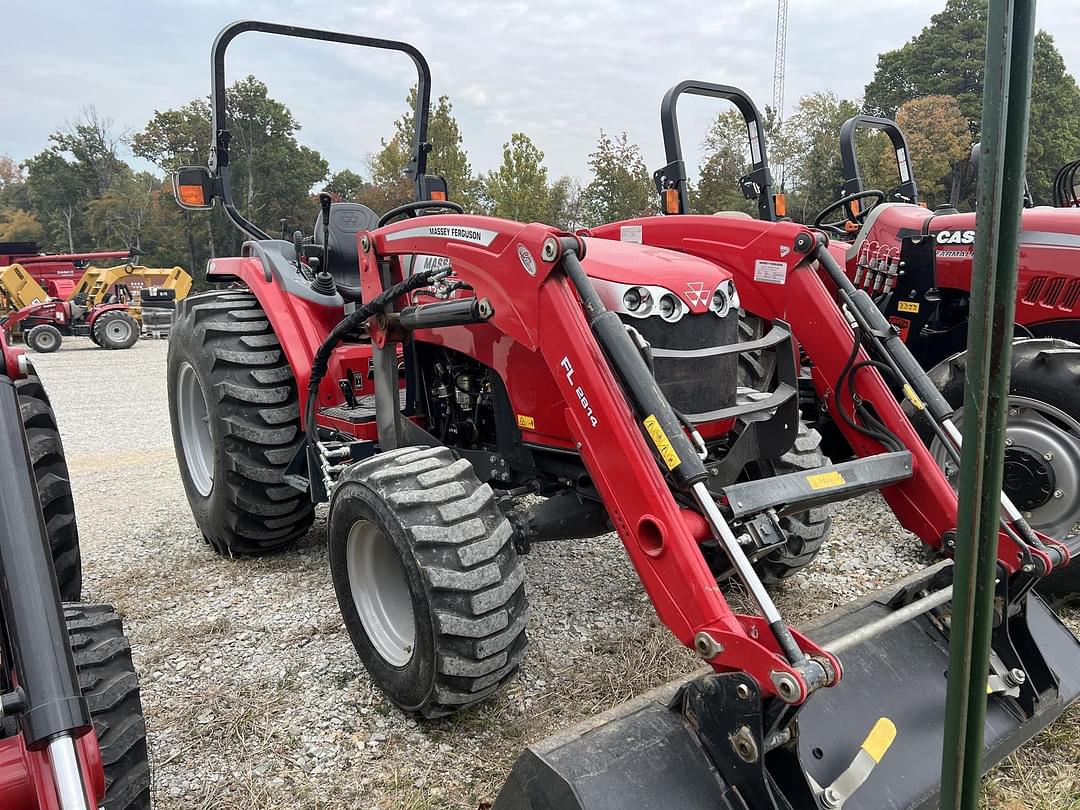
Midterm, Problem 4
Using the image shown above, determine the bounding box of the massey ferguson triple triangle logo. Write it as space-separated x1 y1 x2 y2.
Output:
685 281 708 307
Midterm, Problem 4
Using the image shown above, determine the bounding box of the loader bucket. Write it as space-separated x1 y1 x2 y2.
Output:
494 563 1080 810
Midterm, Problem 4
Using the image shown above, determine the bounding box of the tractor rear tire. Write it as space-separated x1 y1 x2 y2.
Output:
93 311 139 350
17 369 81 600
167 289 314 556
916 338 1080 596
26 324 63 353
66 604 150 810
328 446 528 719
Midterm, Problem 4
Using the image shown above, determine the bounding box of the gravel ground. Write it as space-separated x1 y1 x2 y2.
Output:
26 336 1080 809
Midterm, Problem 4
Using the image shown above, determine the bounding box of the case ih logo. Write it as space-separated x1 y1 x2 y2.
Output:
684 281 708 307
934 229 976 245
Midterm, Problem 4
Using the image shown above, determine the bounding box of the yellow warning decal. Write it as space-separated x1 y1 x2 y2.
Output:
902 384 925 411
807 470 846 490
516 414 536 430
897 300 920 314
860 717 897 764
643 414 682 470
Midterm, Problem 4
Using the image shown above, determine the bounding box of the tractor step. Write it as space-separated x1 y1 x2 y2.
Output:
720 451 913 519
493 562 1080 810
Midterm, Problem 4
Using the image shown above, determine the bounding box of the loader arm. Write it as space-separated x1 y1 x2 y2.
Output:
589 214 1047 577
0 264 50 313
358 214 841 703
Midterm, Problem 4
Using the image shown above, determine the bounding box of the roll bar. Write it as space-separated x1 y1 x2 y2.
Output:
654 81 777 221
207 20 433 240
838 115 919 204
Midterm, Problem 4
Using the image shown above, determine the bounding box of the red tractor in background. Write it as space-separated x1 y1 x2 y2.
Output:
165 23 1080 810
652 83 1080 562
0 245 142 352
0 330 150 809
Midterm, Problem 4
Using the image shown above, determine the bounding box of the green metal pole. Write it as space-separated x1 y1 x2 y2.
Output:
939 1 1036 808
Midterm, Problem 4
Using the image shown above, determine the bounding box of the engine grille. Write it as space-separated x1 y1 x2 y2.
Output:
621 310 739 418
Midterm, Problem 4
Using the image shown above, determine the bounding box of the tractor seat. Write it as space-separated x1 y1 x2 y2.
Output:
314 203 379 301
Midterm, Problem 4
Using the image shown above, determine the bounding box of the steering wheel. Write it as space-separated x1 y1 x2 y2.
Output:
377 200 465 228
812 190 886 237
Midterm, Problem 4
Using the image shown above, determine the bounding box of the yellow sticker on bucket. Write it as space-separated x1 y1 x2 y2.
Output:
643 415 681 471
861 717 897 764
807 471 846 490
516 414 536 429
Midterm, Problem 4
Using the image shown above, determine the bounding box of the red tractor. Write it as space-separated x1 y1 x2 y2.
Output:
652 83 1080 565
165 23 1080 809
0 331 150 809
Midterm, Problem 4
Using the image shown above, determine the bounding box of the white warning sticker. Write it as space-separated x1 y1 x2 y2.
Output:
754 259 788 284
620 225 643 244
385 224 498 246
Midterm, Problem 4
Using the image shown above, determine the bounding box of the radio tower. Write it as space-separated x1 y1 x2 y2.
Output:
772 0 789 120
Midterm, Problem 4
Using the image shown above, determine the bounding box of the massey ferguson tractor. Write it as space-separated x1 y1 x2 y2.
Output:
0 331 150 809
651 83 1080 591
165 22 1080 809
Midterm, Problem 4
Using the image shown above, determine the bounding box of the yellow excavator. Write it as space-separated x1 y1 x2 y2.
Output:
0 258 192 352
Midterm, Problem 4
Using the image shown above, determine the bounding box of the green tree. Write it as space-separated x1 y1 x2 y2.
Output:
87 171 159 253
864 0 1080 203
371 88 478 210
695 109 757 215
324 169 366 202
780 92 861 222
0 209 43 242
22 148 91 252
483 133 553 222
581 131 655 226
132 77 329 279
892 95 972 207
548 176 584 230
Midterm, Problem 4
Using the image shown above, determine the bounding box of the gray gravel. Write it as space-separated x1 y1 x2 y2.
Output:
26 336 1080 809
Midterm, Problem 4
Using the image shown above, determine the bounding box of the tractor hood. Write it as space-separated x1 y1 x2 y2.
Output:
578 237 737 317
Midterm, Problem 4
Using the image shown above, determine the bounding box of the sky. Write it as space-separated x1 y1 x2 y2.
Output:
3 0 1080 186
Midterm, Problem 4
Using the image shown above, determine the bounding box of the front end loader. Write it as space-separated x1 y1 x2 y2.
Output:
165 21 1080 810
651 81 1080 589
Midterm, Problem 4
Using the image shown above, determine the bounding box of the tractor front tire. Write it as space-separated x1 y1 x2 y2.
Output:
66 604 150 809
329 446 528 719
167 290 314 556
917 338 1080 596
17 369 81 600
26 324 63 353
706 420 833 585
93 311 139 350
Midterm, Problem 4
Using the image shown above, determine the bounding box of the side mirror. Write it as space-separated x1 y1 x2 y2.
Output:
172 166 216 210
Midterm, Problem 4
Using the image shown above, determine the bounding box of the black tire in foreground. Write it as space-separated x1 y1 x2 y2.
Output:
16 370 81 600
92 311 139 350
705 418 833 586
66 604 150 810
329 446 528 719
26 324 63 353
167 289 314 556
915 338 1080 596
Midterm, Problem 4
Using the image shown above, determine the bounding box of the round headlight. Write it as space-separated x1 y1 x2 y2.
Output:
711 287 727 313
658 293 681 321
623 286 652 314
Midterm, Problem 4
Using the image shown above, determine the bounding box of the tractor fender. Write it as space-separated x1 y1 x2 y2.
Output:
83 302 131 328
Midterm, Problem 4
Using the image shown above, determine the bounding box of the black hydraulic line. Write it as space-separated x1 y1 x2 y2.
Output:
559 244 708 489
0 377 91 748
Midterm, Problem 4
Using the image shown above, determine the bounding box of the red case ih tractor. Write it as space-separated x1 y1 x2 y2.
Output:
166 23 1080 809
0 332 149 809
652 83 1080 574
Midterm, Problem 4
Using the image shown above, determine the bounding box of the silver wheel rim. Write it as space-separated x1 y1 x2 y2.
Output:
105 317 132 343
34 330 58 351
346 519 416 667
176 362 214 497
931 395 1080 537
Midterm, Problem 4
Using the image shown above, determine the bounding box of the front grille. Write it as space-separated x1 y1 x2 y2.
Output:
621 310 739 417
